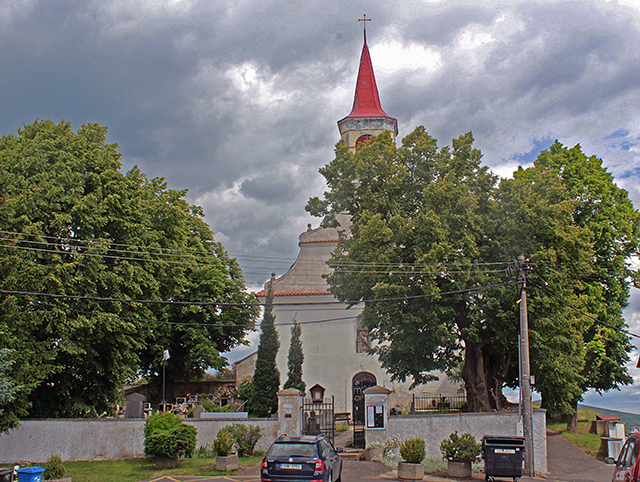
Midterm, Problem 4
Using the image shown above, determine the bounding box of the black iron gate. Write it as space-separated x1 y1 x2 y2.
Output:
302 395 335 444
352 372 377 449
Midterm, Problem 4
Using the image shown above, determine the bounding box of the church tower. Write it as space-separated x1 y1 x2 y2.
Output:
245 21 460 426
337 27 398 150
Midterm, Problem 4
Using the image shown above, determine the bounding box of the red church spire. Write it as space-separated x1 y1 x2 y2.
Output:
337 16 398 149
345 29 393 120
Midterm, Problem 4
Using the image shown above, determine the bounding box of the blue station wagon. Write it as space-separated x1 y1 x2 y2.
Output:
261 435 343 482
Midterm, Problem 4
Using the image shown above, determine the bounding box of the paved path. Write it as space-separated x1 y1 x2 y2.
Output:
545 430 612 482
142 477 259 482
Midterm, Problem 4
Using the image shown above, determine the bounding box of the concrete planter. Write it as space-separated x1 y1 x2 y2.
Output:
447 460 472 478
397 461 424 481
154 455 178 469
216 453 239 471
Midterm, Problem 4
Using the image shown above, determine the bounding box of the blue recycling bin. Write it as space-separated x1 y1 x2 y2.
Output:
16 466 45 482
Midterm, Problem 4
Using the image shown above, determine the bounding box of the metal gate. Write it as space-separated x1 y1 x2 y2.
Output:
352 372 377 449
302 395 335 444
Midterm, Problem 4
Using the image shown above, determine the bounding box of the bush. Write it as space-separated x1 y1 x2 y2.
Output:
400 437 425 464
143 412 197 459
44 453 65 480
214 427 235 456
440 431 481 463
227 423 262 456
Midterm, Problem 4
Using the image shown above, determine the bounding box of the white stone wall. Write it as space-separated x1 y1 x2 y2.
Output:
368 411 547 475
0 418 278 463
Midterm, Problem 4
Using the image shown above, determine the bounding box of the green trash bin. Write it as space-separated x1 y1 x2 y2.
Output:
16 467 45 482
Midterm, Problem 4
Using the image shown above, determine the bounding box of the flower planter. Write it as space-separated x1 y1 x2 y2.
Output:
154 455 178 469
216 453 239 471
397 461 424 481
447 460 472 478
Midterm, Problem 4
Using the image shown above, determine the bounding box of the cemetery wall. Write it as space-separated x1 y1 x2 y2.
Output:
0 418 278 463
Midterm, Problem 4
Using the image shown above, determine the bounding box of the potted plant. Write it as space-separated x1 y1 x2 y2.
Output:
397 437 425 481
440 431 481 478
144 412 197 469
214 427 239 471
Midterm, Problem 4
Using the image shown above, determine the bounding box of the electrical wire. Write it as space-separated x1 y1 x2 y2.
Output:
530 280 640 340
0 280 517 309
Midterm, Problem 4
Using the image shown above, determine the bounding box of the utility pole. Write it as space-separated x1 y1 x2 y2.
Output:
517 254 535 477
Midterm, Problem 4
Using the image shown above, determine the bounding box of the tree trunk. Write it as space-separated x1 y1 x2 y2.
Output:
564 400 578 433
462 340 511 412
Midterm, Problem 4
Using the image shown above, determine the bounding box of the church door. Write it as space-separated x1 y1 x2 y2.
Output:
352 372 376 448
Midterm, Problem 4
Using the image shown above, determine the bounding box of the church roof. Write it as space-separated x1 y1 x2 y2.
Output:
343 31 395 121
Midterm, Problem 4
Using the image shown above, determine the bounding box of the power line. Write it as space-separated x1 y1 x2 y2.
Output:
0 280 517 309
35 302 360 328
530 281 640 340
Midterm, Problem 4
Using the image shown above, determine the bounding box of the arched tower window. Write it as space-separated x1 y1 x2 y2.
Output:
355 134 371 149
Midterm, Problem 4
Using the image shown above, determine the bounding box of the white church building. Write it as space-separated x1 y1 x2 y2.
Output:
240 28 462 425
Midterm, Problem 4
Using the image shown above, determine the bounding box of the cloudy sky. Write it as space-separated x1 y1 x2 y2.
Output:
3 0 640 413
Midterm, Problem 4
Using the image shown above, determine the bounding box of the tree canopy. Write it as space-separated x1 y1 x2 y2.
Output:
307 127 638 418
0 119 258 425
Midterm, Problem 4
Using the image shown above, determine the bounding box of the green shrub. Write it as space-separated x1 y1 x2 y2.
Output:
400 437 425 464
44 453 65 480
214 427 234 456
143 412 197 459
227 423 262 456
440 431 481 463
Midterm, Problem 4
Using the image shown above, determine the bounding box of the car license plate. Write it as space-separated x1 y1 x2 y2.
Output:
280 463 302 470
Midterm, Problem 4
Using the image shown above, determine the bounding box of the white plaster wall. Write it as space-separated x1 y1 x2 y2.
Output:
370 411 547 475
0 418 278 463
273 293 460 414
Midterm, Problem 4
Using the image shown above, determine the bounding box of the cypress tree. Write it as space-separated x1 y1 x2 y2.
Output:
251 284 280 417
283 317 306 393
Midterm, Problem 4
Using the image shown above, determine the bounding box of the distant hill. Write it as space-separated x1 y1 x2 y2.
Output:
579 404 640 430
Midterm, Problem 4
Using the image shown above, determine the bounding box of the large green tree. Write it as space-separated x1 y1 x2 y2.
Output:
251 285 280 417
0 119 258 422
307 128 638 420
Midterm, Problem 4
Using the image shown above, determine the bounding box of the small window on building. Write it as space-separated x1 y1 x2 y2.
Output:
355 314 370 353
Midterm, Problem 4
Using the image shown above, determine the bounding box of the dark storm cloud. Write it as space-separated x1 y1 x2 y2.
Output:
3 0 640 406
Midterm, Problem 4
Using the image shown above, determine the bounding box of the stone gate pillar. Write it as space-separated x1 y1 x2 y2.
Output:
277 388 304 437
363 386 391 446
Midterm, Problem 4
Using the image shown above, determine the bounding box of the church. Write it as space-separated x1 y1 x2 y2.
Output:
240 26 462 424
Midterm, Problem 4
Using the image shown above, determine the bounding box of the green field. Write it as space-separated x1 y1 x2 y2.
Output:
579 404 640 431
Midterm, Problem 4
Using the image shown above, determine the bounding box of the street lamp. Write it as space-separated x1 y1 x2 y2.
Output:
162 348 170 412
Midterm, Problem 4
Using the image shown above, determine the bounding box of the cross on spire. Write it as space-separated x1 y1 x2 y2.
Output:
359 14 371 43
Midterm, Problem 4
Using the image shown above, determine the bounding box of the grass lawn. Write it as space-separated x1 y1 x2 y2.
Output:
547 408 604 457
10 453 264 482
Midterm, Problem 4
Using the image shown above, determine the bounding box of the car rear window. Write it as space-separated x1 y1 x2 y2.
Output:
270 442 316 458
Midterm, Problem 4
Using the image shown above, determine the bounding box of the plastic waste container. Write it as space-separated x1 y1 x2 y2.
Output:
482 435 525 482
16 466 45 482
0 468 12 482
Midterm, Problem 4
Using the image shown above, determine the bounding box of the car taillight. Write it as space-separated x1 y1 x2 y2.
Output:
261 459 269 471
314 459 325 472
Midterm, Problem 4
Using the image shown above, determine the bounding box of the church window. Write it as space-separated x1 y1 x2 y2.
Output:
355 134 371 149
355 314 370 353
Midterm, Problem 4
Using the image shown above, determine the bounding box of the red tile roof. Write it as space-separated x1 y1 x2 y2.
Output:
255 290 330 297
